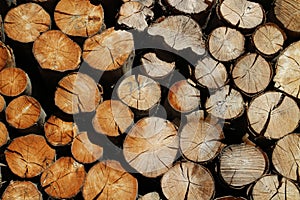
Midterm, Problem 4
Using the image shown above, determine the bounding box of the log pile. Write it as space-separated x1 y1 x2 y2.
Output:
0 0 300 199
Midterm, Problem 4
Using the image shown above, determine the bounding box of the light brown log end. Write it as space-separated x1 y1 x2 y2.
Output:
166 0 212 14
275 0 300 33
0 121 9 147
0 41 15 70
2 181 42 200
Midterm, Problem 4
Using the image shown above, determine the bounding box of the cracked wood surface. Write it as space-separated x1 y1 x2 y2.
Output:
33 30 82 72
247 92 300 139
54 0 104 37
138 192 160 200
2 181 42 200
0 121 8 148
166 0 212 14
4 3 51 43
161 161 215 200
0 41 15 70
40 157 86 199
123 117 178 177
92 100 134 137
0 94 5 113
82 160 138 200
214 196 247 200
5 134 55 178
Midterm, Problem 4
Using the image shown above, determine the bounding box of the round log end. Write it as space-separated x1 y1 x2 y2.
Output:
2 181 42 200
0 121 9 147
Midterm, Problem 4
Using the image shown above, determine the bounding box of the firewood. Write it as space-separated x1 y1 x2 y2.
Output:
218 0 264 29
32 30 82 72
0 67 31 97
118 1 154 31
161 161 215 200
2 181 42 200
5 134 55 178
40 157 86 199
250 175 300 200
274 0 300 34
82 160 138 200
5 95 46 130
273 40 300 98
117 75 161 113
272 133 300 181
166 0 213 14
252 23 286 56
0 94 6 114
148 15 206 55
123 117 178 177
218 144 268 188
54 72 103 114
194 57 228 89
214 196 247 200
247 92 300 139
123 0 155 7
232 53 272 95
205 85 245 119
54 0 105 37
0 41 15 70
4 3 51 43
208 27 245 62
138 192 160 200
92 100 134 137
180 120 224 163
44 115 79 146
0 121 9 147
71 132 103 164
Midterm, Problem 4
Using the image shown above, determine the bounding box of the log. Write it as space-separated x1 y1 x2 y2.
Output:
0 41 15 70
165 0 213 14
123 117 178 177
218 0 264 29
250 174 300 200
0 121 8 147
138 192 160 200
82 160 138 200
0 94 6 114
247 92 300 139
252 23 286 56
44 115 79 146
71 132 103 164
123 0 155 7
218 143 268 188
92 100 134 137
5 134 55 178
2 181 42 200
40 157 86 199
54 72 103 114
232 53 272 95
54 0 105 37
5 95 46 130
214 196 247 200
32 30 82 72
272 133 300 181
208 27 245 62
273 40 300 98
4 3 51 43
161 161 215 200
0 67 32 97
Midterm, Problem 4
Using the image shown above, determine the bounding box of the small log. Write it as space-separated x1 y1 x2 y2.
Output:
54 72 103 114
161 161 215 200
180 120 224 163
33 30 82 72
273 40 300 98
252 23 286 56
218 0 264 29
168 79 201 113
5 95 46 130
247 92 300 139
123 117 178 178
250 174 300 200
274 0 300 34
208 27 245 62
272 133 300 181
219 144 268 188
214 196 247 200
44 115 79 146
92 100 134 137
0 121 8 147
71 132 103 164
54 0 105 37
123 0 155 7
117 74 161 113
4 3 51 43
148 15 206 55
5 134 55 178
138 192 160 200
205 85 245 119
0 67 32 97
0 41 15 70
232 53 272 95
165 0 213 14
0 94 6 114
40 157 86 199
118 1 154 31
82 160 138 200
2 181 42 200
194 57 228 89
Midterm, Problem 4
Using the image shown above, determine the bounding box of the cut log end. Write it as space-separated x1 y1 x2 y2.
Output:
0 121 9 147
166 0 212 14
0 94 6 113
275 0 300 33
2 181 42 200
0 41 15 70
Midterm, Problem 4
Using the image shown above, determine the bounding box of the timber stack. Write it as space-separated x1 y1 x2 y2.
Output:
0 0 300 199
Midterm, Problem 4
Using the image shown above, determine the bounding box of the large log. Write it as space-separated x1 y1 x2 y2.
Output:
0 41 15 70
2 181 42 200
